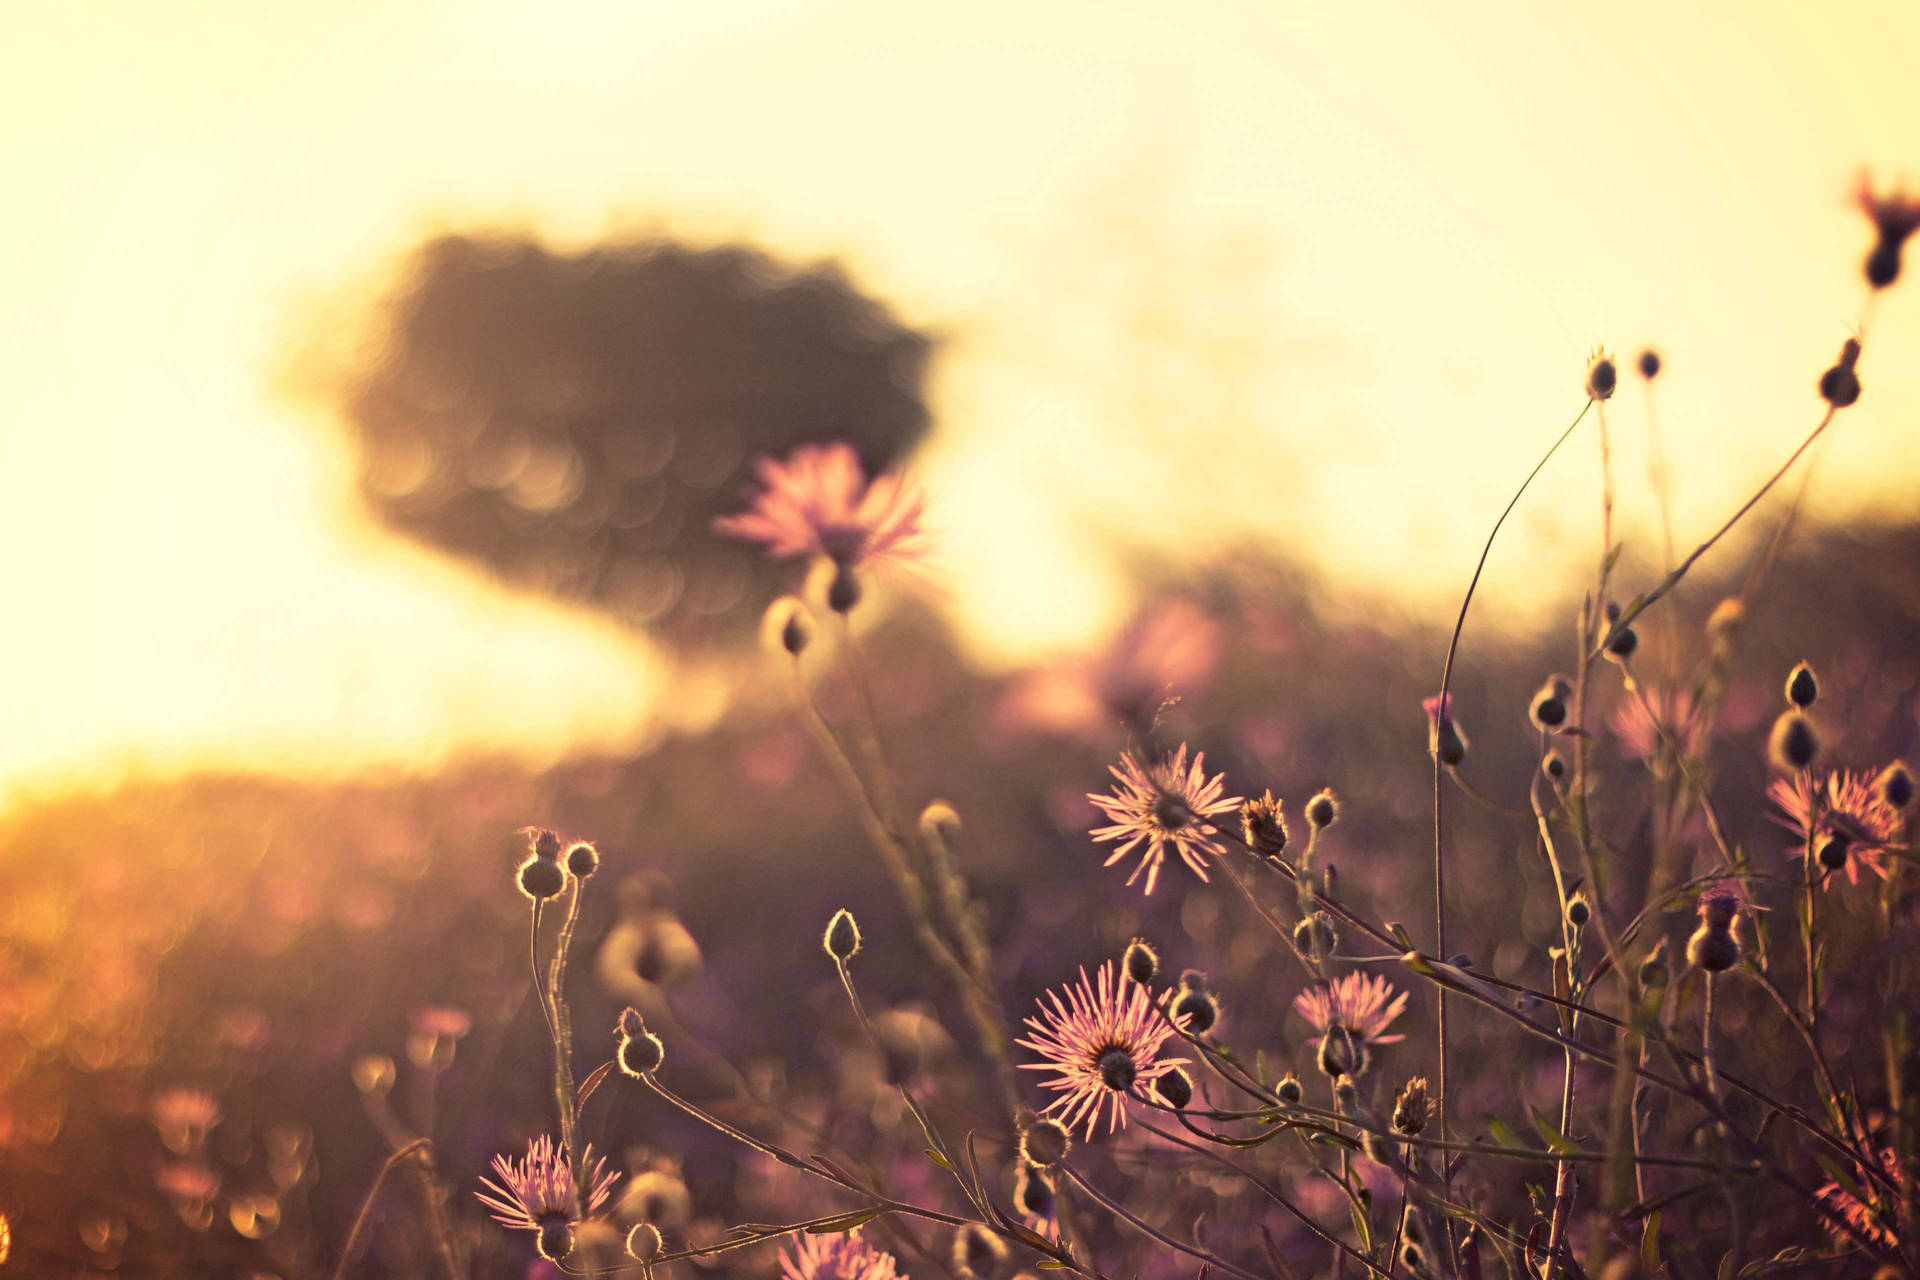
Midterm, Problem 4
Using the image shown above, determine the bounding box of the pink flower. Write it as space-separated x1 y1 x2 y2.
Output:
1088 745 1241 896
1768 769 1905 884
1017 962 1188 1140
1611 686 1705 764
475 1135 618 1234
781 1231 907 1280
1816 1145 1907 1250
714 442 923 571
997 598 1221 739
1293 973 1408 1077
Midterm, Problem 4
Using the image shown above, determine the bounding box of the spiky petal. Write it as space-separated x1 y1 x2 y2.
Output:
1017 962 1188 1140
1088 745 1241 895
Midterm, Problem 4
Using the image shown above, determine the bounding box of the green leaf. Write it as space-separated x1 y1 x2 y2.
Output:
1036 1261 1068 1270
806 1209 883 1235
575 1059 615 1109
1640 1209 1660 1275
1482 1114 1530 1151
1386 921 1414 950
924 1148 954 1171
1527 1106 1583 1156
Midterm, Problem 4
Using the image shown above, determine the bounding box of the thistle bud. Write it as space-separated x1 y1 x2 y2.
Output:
1306 789 1340 830
1019 1118 1070 1167
1604 624 1638 663
617 1022 666 1077
1425 694 1468 766
1587 353 1618 401
1276 1074 1303 1105
1637 938 1670 990
617 1007 646 1039
1318 1025 1366 1079
823 909 862 962
1530 678 1571 732
565 841 600 878
537 1218 576 1262
626 1222 663 1262
1768 711 1819 772
1013 1164 1055 1219
1122 938 1158 985
518 855 567 901
1638 348 1662 380
1179 968 1207 992
1785 661 1819 709
1543 751 1568 782
1875 760 1915 812
1173 989 1219 1036
1687 925 1741 973
1392 1077 1430 1135
827 564 862 613
1818 833 1851 872
1154 1066 1194 1109
1294 911 1339 959
1819 338 1862 409
1566 893 1590 929
1332 1077 1358 1108
1241 791 1290 859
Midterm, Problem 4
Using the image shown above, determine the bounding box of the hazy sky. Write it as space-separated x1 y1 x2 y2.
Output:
4 0 1916 799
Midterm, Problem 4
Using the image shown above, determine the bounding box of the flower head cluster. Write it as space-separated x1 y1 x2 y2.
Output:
1018 961 1188 1139
715 442 924 573
781 1231 907 1280
1088 745 1240 895
1768 769 1906 884
475 1135 618 1257
1293 972 1408 1078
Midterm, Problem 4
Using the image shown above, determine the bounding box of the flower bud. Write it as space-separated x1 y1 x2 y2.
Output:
1819 338 1862 409
518 855 567 902
617 1023 666 1077
1294 911 1339 959
1306 789 1340 830
1530 678 1571 732
1785 661 1819 709
1875 760 1915 812
1566 893 1590 929
565 841 600 878
530 828 562 860
1638 348 1662 380
1019 1118 1070 1167
1392 1077 1430 1135
626 1222 663 1262
1241 791 1290 858
1543 751 1568 782
1154 1066 1194 1109
1276 1074 1304 1105
1587 353 1617 401
823 909 861 962
1768 711 1819 772
1172 989 1219 1035
537 1218 576 1262
1122 938 1158 985
827 564 862 613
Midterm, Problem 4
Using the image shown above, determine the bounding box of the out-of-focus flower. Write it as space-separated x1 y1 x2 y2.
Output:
996 598 1220 739
715 442 923 572
1293 973 1408 1078
1768 770 1905 884
615 1166 693 1231
150 1088 220 1156
1815 1144 1907 1249
781 1231 907 1280
1423 694 1468 767
1088 745 1240 896
1611 685 1706 765
476 1135 618 1261
407 1006 473 1070
1017 961 1187 1139
1858 175 1920 290
1687 885 1744 972
598 906 704 1012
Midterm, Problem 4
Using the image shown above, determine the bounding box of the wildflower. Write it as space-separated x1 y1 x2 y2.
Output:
1815 1145 1907 1250
715 442 924 574
1241 790 1290 859
1686 887 1743 972
1586 351 1617 401
1786 661 1819 709
824 908 862 962
1874 760 1915 813
1423 694 1468 767
406 1006 473 1071
1820 337 1862 409
1017 962 1187 1139
1294 972 1408 1079
1392 1078 1430 1135
1858 175 1920 290
1611 685 1705 764
1529 677 1572 732
1767 711 1819 772
1122 938 1158 985
1769 770 1904 884
782 1231 907 1280
475 1136 618 1262
1018 1117 1070 1167
518 854 567 902
1013 1164 1058 1236
1088 746 1240 896
1305 788 1340 830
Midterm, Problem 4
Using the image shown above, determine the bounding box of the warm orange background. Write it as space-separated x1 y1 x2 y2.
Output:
4 0 1915 801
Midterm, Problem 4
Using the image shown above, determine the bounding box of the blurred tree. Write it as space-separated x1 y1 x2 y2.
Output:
335 234 933 647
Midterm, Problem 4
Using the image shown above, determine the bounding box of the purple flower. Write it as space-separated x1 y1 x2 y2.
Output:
1293 973 1408 1077
781 1231 907 1280
1017 961 1188 1140
1768 769 1904 884
475 1135 618 1236
1088 745 1241 895
714 442 924 571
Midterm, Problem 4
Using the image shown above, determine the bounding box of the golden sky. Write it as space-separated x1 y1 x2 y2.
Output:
3 0 1916 800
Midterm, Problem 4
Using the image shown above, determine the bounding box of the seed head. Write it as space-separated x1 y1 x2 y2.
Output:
1122 938 1158 985
1785 661 1819 709
1638 348 1662 380
617 1023 666 1077
1392 1077 1430 1135
1768 711 1819 772
1565 893 1590 929
824 909 862 962
1018 1118 1070 1167
1154 1065 1195 1109
1587 353 1618 401
565 841 600 878
1241 791 1290 859
952 1223 1008 1278
518 855 568 902
1819 338 1862 408
1306 789 1340 830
